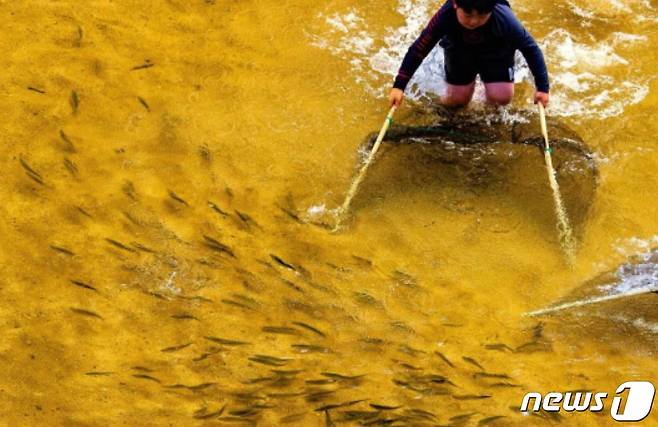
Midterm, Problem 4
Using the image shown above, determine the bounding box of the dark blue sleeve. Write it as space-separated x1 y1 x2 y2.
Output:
497 5 550 93
393 1 451 91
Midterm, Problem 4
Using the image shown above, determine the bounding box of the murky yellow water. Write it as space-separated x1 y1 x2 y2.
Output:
2 0 658 425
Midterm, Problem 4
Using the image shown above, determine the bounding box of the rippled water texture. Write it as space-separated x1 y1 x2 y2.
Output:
1 0 658 425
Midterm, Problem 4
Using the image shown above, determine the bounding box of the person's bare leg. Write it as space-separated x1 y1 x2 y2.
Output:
443 82 475 106
484 82 514 105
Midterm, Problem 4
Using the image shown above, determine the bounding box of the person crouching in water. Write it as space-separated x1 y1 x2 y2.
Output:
389 0 549 108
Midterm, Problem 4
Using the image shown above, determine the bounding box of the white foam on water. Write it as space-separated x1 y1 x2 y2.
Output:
611 32 648 45
631 317 658 334
545 29 628 69
614 235 658 256
160 271 181 295
306 203 330 217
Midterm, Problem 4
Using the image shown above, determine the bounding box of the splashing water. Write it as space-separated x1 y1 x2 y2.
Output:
313 0 654 120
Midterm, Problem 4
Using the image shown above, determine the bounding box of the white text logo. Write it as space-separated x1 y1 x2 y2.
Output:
520 381 655 422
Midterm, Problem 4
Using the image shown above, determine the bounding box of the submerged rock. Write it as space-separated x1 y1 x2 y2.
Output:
529 247 658 347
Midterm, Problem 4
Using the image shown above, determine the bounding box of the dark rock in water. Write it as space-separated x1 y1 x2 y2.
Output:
361 108 598 231
534 247 658 347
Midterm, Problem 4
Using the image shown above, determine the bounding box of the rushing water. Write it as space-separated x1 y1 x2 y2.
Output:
1 0 658 425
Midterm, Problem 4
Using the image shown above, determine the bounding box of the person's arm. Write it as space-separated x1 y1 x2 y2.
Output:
391 2 450 105
498 6 550 104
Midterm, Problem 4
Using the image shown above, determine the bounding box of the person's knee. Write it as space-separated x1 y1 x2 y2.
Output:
444 83 475 106
485 83 514 105
444 95 471 106
486 93 513 105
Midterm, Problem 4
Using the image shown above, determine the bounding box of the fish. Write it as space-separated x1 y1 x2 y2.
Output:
63 158 78 176
473 372 511 380
229 407 260 417
449 412 479 424
306 390 336 402
291 344 331 354
278 205 303 223
70 279 97 292
122 181 137 200
339 411 381 421
171 313 198 321
208 201 230 217
248 355 291 367
488 382 522 388
452 394 492 400
270 254 297 271
75 26 83 47
402 408 437 420
105 238 137 253
199 144 212 163
76 206 93 218
59 130 76 152
192 349 222 362
137 96 150 111
369 404 402 411
19 157 44 185
351 255 373 269
131 242 156 253
515 340 552 353
235 209 261 230
27 86 46 94
131 60 154 71
391 270 417 287
85 371 113 376
462 356 485 371
435 350 455 367
353 292 381 307
193 404 226 419
278 279 303 294
160 343 192 353
221 299 255 311
203 336 251 346
477 415 506 426
285 299 317 315
166 382 216 391
70 90 79 114
484 343 515 352
390 321 415 334
202 235 235 257
168 190 188 206
398 344 425 357
321 372 365 382
291 321 326 337
122 211 141 226
69 307 103 319
271 369 304 376
50 245 75 256
132 374 161 383
397 362 422 371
